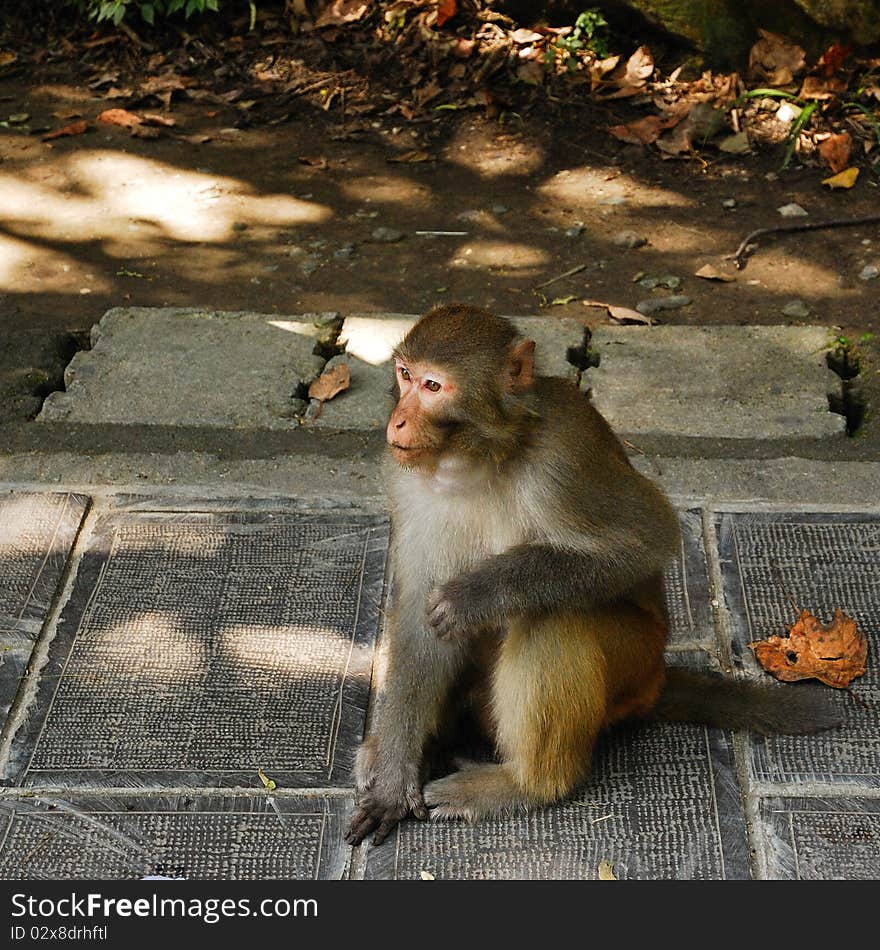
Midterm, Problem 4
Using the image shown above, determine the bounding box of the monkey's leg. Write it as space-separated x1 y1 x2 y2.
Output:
425 613 608 821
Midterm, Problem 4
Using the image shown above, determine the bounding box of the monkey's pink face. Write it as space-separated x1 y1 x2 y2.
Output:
387 359 457 465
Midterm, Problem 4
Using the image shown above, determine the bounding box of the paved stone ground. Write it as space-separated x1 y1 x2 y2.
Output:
0 491 877 880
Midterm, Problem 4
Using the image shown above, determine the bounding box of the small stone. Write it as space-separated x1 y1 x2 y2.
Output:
659 275 682 291
722 198 737 209
759 97 780 112
613 231 647 249
638 276 660 290
859 264 879 280
334 244 357 259
600 195 628 206
718 132 750 154
636 295 692 316
490 203 510 215
778 203 808 218
782 299 810 319
565 224 585 238
370 227 404 243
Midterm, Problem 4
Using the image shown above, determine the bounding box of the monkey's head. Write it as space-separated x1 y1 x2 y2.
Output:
387 305 537 470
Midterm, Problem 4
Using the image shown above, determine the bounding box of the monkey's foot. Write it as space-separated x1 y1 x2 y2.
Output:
424 763 530 822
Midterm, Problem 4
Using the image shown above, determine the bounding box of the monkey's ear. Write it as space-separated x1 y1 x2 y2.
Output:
506 338 536 393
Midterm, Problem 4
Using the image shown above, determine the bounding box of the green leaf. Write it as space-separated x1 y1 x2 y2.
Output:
141 3 155 24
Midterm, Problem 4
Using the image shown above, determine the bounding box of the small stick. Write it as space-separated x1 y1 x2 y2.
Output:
733 214 880 270
534 263 587 290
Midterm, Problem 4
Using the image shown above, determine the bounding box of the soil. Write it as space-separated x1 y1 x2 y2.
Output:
1 13 878 453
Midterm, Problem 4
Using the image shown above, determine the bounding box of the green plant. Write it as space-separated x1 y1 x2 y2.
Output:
70 0 220 26
545 8 610 71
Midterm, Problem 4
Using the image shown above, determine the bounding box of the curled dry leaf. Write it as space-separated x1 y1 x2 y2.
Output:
98 108 142 129
819 132 852 174
799 75 848 101
42 120 89 141
308 363 351 402
749 608 868 689
583 300 656 326
387 149 431 163
822 167 859 189
601 46 654 99
598 860 617 881
748 29 806 86
695 264 736 282
315 0 371 28
608 114 680 146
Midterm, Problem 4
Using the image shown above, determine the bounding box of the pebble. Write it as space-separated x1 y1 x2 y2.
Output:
722 198 737 209
859 264 879 280
565 224 585 238
636 295 692 316
370 227 404 243
782 299 810 319
334 244 357 260
638 275 681 291
613 231 647 249
599 195 628 206
491 203 510 215
778 203 808 218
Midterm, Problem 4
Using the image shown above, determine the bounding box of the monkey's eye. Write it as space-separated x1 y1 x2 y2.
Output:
424 379 441 393
398 366 411 381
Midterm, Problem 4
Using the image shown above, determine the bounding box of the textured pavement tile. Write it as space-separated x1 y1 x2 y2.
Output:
757 797 880 880
364 708 749 880
0 795 351 880
0 492 89 719
715 512 880 787
5 509 388 789
665 510 715 650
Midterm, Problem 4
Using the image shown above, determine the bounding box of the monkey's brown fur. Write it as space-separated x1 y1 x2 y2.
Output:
345 304 840 845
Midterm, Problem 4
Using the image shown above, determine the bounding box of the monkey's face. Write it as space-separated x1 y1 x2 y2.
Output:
386 359 460 469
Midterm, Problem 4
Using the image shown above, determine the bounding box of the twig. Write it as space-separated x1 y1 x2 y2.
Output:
845 687 870 710
119 22 154 52
534 263 587 290
733 215 880 270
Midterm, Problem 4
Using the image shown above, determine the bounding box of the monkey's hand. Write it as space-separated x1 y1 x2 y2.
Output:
345 771 428 846
426 579 489 642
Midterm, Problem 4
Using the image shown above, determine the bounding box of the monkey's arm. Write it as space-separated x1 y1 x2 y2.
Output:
346 600 471 845
427 534 674 641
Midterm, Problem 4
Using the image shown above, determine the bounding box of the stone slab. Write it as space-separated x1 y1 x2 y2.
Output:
583 326 845 439
38 308 333 429
364 698 750 880
4 509 388 789
0 492 89 720
715 511 880 787
757 797 880 880
314 313 586 429
0 794 351 880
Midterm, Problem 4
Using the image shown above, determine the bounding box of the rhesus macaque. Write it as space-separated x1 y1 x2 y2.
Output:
345 305 839 846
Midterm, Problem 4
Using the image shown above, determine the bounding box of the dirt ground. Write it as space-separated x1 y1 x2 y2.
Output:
2 27 878 447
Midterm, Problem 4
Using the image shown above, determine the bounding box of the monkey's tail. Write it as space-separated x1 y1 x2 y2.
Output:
651 668 843 735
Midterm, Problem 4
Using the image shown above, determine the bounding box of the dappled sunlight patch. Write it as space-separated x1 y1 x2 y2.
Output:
219 624 359 676
0 149 331 246
342 173 431 207
450 240 548 272
0 232 106 293
539 166 693 210
445 131 545 178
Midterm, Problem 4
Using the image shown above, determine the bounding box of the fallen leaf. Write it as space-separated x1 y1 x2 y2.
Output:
583 300 656 325
695 264 736 282
511 29 544 45
598 860 617 881
42 120 89 141
516 60 545 86
818 43 852 76
621 46 654 85
718 131 751 154
141 113 177 127
550 295 577 306
257 767 277 791
822 167 859 189
436 0 457 28
819 132 852 173
0 51 18 67
8 113 29 124
308 363 351 402
387 149 431 163
748 29 806 86
419 870 435 880
98 108 142 129
749 608 868 689
315 1 370 29
799 75 848 100
608 115 676 146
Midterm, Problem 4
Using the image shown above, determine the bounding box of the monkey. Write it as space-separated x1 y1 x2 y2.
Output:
345 304 840 847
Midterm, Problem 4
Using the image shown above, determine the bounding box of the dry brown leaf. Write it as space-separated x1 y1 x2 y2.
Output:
141 113 177 127
315 0 371 28
622 46 654 85
799 75 848 101
748 30 806 86
608 114 682 146
42 120 89 141
308 363 351 402
583 300 655 326
98 108 142 129
819 132 852 173
695 264 736 282
749 608 868 689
